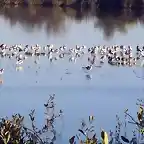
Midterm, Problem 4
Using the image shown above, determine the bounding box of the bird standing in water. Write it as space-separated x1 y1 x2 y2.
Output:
82 65 92 71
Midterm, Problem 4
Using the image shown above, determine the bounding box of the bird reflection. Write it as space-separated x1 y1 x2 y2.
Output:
16 66 23 71
85 74 92 80
0 79 3 84
0 73 3 85
34 60 39 64
65 69 71 75
60 69 72 80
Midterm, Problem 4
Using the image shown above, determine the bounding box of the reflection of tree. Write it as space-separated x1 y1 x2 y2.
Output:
65 9 144 39
65 8 92 22
94 16 116 40
0 6 143 39
44 7 66 36
93 10 139 39
0 6 67 36
137 9 144 26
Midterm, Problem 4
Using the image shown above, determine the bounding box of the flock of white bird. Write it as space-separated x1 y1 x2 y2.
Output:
0 44 143 75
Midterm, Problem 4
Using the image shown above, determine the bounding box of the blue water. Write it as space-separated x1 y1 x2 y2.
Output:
0 62 143 143
0 7 144 143
0 85 142 143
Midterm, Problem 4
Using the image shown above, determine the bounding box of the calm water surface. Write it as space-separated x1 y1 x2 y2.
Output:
0 7 144 143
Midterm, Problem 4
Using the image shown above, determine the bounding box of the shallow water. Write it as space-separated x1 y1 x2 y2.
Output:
0 6 144 143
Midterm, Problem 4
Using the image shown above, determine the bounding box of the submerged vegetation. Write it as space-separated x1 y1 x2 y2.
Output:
0 94 144 144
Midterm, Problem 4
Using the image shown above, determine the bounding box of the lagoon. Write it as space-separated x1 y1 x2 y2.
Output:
0 6 144 143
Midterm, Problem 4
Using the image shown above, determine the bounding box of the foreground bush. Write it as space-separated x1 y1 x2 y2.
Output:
69 99 144 144
0 96 144 144
0 94 63 144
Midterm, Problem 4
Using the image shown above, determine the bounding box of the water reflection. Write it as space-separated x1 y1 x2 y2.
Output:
0 43 144 87
0 6 144 39
0 6 67 36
